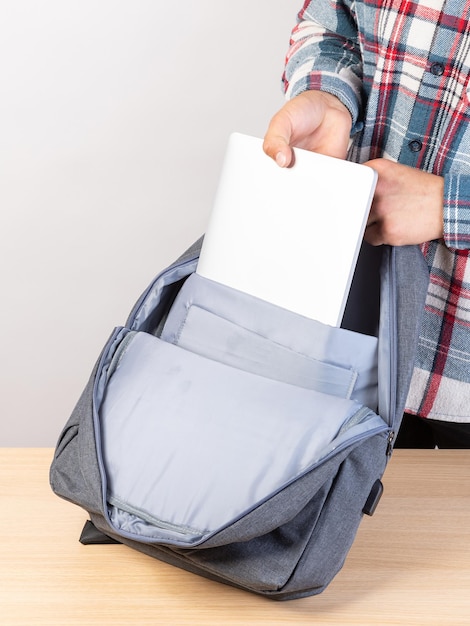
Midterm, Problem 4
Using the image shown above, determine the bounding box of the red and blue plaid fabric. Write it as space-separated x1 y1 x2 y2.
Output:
284 0 470 421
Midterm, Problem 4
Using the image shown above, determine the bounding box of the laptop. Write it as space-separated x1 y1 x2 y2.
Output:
196 132 377 327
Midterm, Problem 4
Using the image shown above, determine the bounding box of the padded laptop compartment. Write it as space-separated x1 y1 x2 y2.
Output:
161 274 379 408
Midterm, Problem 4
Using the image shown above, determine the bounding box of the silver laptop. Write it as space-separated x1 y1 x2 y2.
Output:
197 132 377 327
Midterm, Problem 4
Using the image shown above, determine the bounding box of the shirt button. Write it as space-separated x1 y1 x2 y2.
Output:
430 62 445 76
408 139 423 152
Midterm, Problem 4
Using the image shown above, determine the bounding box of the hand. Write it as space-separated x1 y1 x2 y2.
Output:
364 159 444 246
263 91 352 166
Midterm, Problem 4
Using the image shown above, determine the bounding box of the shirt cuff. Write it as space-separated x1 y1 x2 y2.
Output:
285 71 364 136
443 173 470 250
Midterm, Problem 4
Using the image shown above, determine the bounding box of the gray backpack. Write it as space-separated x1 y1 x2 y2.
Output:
50 238 428 600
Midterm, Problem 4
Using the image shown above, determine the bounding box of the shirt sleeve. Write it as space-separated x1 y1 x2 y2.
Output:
443 173 470 250
283 1 364 133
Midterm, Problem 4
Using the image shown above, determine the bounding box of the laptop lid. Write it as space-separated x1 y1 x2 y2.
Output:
197 132 377 327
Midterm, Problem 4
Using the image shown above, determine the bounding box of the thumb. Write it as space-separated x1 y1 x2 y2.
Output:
263 116 295 168
263 134 294 168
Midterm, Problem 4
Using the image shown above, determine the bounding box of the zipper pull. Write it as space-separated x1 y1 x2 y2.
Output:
386 430 395 456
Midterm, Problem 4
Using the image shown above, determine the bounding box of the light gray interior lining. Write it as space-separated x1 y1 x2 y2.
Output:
100 332 384 544
128 258 199 334
170 305 358 398
161 273 379 409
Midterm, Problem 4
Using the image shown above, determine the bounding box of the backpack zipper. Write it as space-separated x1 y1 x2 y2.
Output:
386 429 395 457
387 247 398 454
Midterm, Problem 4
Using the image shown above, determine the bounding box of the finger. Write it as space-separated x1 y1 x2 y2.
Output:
263 113 295 167
363 223 384 247
263 134 294 168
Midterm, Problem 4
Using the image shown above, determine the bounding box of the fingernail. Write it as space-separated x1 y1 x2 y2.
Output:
275 151 287 167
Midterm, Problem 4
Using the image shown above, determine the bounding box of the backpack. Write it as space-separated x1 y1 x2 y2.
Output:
50 237 429 600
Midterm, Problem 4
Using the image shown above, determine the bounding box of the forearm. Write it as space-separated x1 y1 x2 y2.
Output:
443 174 470 250
283 2 363 131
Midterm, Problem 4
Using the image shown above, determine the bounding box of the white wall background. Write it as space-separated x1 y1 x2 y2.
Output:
0 2 296 445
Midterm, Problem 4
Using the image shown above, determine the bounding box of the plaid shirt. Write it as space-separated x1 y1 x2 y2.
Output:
284 0 470 421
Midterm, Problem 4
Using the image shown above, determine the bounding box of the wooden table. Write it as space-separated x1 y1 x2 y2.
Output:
1 448 469 625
